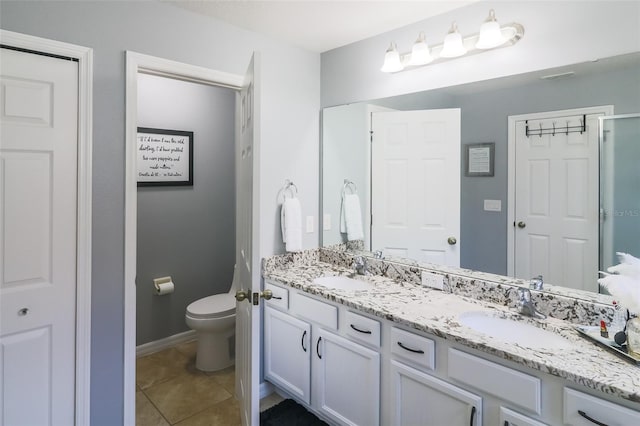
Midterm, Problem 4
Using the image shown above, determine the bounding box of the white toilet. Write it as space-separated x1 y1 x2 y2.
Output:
185 269 237 372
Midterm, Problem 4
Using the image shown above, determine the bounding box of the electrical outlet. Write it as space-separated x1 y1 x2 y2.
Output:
306 216 314 233
323 213 331 231
421 271 445 290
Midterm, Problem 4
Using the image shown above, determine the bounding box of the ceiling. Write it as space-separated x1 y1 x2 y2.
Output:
166 0 479 53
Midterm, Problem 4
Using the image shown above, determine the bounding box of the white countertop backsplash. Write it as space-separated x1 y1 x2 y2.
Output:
262 248 640 404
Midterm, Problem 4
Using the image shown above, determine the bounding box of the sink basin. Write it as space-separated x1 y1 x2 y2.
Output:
312 276 372 291
459 311 572 350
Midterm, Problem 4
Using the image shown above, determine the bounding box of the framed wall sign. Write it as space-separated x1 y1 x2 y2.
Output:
465 142 495 177
137 127 193 186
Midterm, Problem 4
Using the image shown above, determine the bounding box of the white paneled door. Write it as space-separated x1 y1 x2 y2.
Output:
513 111 602 291
235 52 261 426
372 109 461 266
1 48 78 425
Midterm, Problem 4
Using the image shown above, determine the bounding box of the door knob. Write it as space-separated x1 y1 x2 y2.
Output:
261 289 273 300
235 290 250 302
517 221 526 229
447 237 457 245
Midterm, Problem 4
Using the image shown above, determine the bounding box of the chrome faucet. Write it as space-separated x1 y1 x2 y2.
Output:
352 256 368 276
517 288 547 319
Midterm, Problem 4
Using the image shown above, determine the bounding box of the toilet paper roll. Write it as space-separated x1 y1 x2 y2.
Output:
155 281 174 295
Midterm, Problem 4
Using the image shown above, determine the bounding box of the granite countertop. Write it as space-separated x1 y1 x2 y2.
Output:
263 260 640 405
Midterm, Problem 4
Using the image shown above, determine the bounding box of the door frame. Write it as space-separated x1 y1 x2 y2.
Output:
0 30 93 425
506 105 614 277
124 51 243 424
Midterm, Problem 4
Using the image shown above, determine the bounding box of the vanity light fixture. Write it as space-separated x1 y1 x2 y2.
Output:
381 9 524 73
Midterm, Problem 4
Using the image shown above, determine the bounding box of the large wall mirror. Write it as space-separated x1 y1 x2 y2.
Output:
321 52 640 295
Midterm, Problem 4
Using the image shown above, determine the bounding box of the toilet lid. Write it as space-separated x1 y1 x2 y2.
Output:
187 293 236 319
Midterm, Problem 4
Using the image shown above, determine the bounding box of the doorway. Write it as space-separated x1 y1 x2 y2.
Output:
134 71 238 424
124 52 245 424
507 106 614 290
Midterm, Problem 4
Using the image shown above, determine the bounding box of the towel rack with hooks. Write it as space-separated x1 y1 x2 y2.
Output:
342 179 358 196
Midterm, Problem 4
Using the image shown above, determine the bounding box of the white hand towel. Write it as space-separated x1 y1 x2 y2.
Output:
340 193 364 241
281 197 302 252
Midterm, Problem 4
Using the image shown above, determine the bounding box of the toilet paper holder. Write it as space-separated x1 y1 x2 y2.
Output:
153 276 175 295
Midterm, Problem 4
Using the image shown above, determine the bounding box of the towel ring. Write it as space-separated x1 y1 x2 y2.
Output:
279 179 298 202
342 179 357 197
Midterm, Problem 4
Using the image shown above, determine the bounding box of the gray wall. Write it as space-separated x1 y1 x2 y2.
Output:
1 2 319 423
371 64 640 275
136 74 235 345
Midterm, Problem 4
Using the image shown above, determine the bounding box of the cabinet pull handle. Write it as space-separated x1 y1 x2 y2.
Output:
578 410 609 426
316 336 322 359
469 406 476 426
350 324 372 334
397 341 424 354
301 330 307 352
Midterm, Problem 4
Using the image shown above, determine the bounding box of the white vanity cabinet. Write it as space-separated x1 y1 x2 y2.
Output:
263 306 311 403
263 281 381 426
391 360 482 426
314 328 380 426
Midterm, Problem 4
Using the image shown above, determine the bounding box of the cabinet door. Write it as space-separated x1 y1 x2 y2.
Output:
391 360 482 426
315 329 380 426
264 307 311 403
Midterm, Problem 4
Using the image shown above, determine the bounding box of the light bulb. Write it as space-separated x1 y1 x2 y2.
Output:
476 9 506 49
440 22 467 58
380 42 404 73
408 32 432 66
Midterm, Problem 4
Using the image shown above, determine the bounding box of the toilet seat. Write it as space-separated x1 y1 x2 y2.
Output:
186 293 236 319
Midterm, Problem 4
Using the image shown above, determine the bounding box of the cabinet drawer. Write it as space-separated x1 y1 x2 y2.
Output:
291 293 338 330
390 327 435 370
344 311 381 347
563 388 640 425
448 349 541 415
500 407 547 426
264 281 289 311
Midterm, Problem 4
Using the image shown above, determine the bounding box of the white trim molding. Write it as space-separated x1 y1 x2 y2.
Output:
124 51 243 425
136 330 196 358
506 105 614 278
0 29 93 426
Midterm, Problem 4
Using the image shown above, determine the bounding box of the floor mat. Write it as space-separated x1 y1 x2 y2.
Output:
260 398 328 426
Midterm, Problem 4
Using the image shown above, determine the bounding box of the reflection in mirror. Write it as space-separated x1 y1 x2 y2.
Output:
321 52 640 294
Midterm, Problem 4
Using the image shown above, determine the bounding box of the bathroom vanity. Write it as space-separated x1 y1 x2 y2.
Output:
261 249 640 426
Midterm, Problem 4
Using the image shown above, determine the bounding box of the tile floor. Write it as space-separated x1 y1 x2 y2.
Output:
136 340 284 426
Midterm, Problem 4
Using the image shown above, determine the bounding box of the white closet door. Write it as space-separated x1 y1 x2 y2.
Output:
372 109 460 266
1 48 78 425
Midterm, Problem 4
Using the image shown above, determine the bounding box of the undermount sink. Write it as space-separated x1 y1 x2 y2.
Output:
312 276 373 291
459 311 572 350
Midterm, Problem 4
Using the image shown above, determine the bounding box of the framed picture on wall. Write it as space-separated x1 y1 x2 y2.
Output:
465 142 495 177
137 127 194 186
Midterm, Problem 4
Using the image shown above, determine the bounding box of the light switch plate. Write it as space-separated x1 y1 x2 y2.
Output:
484 199 502 212
306 216 314 233
323 213 331 231
421 271 445 290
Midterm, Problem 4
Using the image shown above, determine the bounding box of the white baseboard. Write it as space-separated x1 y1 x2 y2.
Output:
136 330 197 357
259 381 275 399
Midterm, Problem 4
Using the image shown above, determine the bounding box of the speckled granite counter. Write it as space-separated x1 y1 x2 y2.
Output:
262 254 640 405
